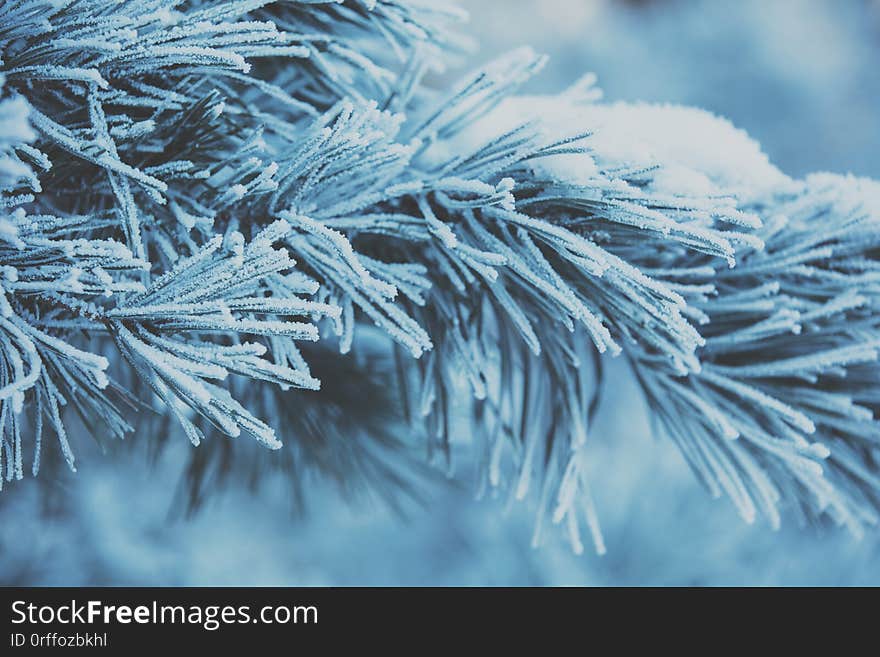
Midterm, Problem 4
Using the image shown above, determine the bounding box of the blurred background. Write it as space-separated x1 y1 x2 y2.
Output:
3 0 880 586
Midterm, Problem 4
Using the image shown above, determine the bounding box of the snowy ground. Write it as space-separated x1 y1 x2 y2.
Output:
3 0 880 586
5 358 880 586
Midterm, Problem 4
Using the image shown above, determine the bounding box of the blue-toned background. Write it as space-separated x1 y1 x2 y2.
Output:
3 0 880 586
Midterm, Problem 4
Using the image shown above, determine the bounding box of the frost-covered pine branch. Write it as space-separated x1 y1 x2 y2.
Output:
1 0 879 554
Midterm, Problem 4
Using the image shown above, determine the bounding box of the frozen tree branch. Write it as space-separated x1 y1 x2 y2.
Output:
1 0 879 553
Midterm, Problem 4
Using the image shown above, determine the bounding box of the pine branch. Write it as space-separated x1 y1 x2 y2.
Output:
1 0 878 553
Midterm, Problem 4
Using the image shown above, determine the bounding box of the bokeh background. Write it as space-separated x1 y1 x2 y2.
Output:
3 0 880 586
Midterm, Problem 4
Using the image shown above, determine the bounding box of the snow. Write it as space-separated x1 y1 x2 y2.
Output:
428 91 792 201
587 103 793 198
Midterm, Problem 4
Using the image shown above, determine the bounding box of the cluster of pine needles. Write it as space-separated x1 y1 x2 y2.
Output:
1 0 879 552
